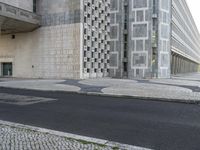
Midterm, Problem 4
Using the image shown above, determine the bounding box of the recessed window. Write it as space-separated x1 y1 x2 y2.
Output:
33 0 37 13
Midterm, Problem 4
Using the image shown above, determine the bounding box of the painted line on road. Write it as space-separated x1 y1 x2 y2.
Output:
0 120 152 150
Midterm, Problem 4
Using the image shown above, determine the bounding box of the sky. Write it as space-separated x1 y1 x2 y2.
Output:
186 0 200 32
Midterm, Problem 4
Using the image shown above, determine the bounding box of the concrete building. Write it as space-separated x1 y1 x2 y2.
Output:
110 0 200 79
0 0 110 79
0 0 199 79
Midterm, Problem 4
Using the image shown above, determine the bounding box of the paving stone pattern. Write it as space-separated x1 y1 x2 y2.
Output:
0 124 114 150
1 73 200 102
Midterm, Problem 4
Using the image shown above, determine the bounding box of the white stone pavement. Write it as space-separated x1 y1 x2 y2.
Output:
0 79 80 92
0 120 151 150
1 73 200 102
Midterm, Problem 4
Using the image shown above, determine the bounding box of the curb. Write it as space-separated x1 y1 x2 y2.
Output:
0 86 199 105
82 92 199 105
0 120 151 150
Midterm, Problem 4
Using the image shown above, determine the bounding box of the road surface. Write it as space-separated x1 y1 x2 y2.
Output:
0 87 200 150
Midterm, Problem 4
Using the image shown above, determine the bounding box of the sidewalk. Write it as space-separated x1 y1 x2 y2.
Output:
1 73 200 103
0 120 150 150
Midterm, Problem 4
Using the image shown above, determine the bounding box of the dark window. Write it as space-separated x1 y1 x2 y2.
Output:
124 62 127 72
33 0 37 13
124 50 127 58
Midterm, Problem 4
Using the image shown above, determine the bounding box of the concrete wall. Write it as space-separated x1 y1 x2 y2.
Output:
128 0 152 78
157 0 171 78
110 0 156 79
38 0 81 26
109 0 124 78
0 0 33 12
0 0 111 79
0 24 81 79
0 0 82 79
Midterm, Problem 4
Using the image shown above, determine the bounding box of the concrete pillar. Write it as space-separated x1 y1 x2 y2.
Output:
0 63 1 77
178 56 180 74
182 57 184 73
175 55 177 74
180 57 182 73
174 55 176 74
182 58 184 73
171 54 174 74
176 56 178 74
0 26 1 77
173 55 175 74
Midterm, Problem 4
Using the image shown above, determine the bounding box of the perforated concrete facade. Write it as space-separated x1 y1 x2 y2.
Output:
82 0 110 78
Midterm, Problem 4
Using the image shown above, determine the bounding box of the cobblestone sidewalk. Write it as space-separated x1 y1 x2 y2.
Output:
0 121 149 150
0 124 114 150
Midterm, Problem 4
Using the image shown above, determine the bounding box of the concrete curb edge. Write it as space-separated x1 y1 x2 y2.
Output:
0 120 151 150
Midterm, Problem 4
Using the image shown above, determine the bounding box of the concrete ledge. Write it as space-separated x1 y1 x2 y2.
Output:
0 2 40 34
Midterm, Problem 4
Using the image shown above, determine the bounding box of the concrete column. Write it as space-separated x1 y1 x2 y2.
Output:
0 63 1 77
172 55 175 74
180 57 183 73
187 61 189 73
177 56 180 74
183 58 185 73
182 57 184 73
0 26 1 77
172 55 174 74
173 55 176 74
175 55 178 74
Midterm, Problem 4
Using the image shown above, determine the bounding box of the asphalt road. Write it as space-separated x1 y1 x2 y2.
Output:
0 87 200 150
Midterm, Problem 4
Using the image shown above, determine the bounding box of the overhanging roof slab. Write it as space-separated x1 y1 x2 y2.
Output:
0 2 40 34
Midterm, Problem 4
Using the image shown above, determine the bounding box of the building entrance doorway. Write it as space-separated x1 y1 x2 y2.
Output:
2 63 12 77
